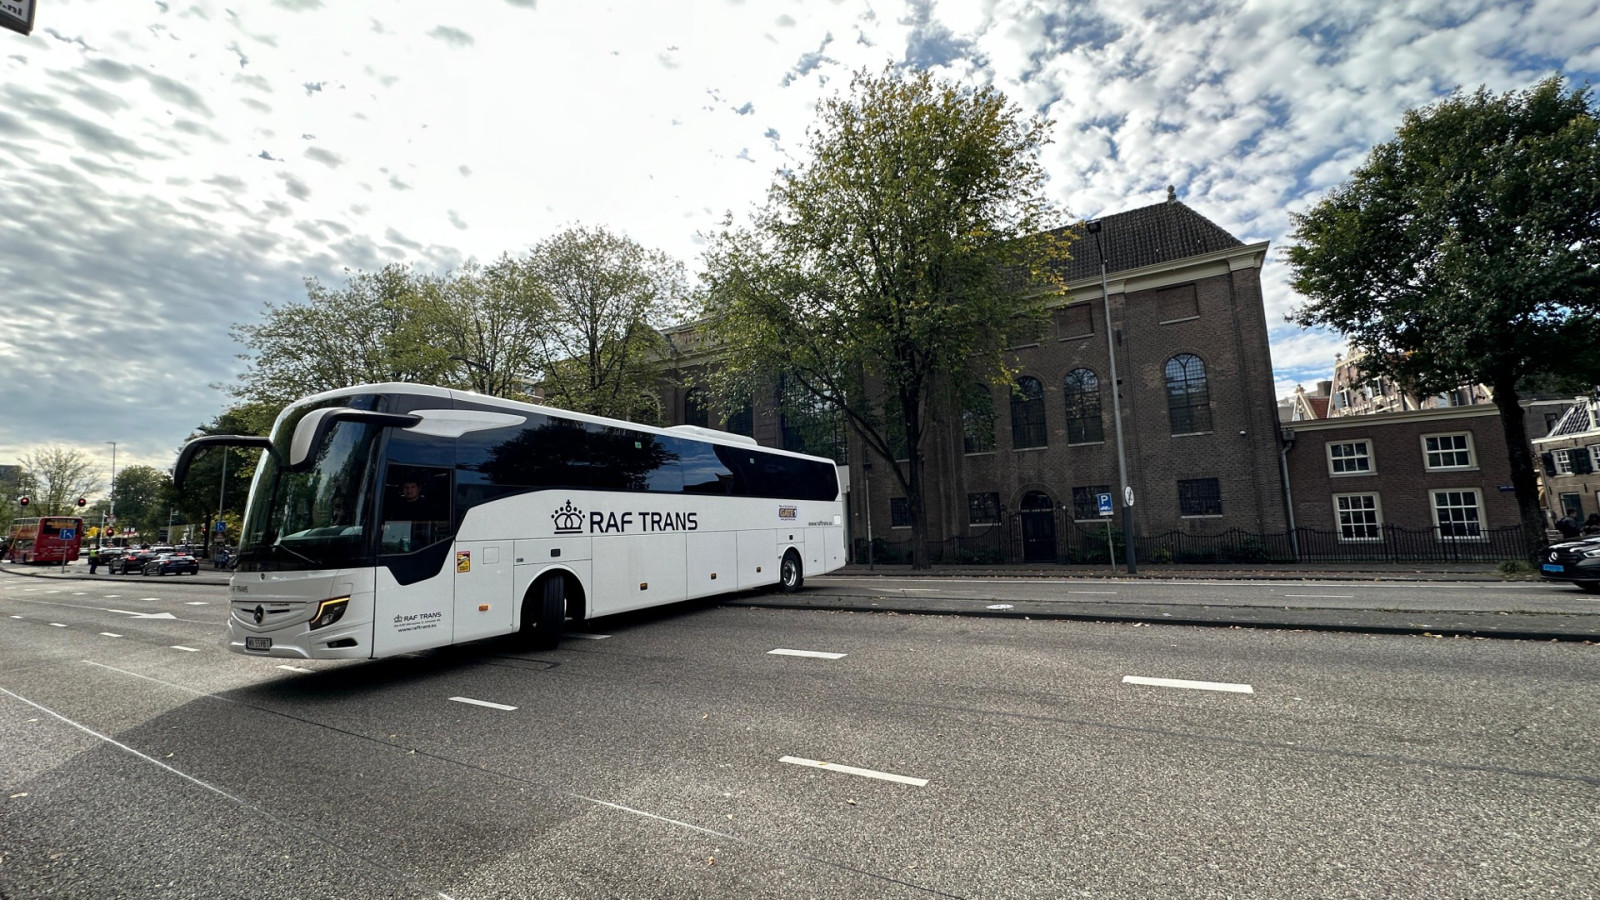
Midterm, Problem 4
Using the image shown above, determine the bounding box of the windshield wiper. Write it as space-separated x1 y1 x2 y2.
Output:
269 541 319 566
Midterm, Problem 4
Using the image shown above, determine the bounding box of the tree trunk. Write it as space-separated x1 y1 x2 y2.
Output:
1492 378 1548 561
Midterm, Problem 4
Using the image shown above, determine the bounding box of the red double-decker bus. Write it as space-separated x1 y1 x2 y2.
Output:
3 517 84 564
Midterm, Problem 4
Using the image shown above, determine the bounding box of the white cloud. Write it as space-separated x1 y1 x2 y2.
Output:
0 0 1596 479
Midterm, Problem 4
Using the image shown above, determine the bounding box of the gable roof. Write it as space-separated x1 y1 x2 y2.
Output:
1053 195 1246 281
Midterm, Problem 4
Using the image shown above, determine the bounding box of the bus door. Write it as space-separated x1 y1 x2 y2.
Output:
371 463 460 655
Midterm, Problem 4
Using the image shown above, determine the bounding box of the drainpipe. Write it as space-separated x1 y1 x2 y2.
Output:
1279 428 1298 560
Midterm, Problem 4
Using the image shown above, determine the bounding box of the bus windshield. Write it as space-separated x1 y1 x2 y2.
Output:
238 419 383 572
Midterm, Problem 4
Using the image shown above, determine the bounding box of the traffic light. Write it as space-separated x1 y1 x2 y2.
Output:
17 496 28 507
77 497 88 507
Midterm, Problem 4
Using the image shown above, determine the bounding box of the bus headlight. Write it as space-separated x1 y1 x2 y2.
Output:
309 596 350 630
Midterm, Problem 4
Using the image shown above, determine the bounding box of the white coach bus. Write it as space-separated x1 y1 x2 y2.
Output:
175 383 847 659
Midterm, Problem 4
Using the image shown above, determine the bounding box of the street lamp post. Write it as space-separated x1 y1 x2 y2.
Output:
862 462 874 571
104 441 117 548
1085 220 1138 575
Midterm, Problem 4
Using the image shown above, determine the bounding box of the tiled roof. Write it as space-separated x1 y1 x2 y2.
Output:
1307 397 1330 419
1051 195 1246 281
1550 402 1597 437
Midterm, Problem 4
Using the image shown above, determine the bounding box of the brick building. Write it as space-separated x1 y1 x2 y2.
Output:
1534 396 1600 525
1282 406 1523 554
661 192 1288 562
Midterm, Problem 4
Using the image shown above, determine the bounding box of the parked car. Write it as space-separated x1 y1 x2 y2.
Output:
114 547 167 575
1540 537 1600 593
143 551 200 576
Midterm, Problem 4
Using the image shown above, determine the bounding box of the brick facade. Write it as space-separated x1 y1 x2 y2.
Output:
1282 406 1521 537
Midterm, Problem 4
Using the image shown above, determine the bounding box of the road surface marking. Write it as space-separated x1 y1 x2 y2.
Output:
899 588 940 592
104 595 120 598
185 601 208 605
1283 594 1354 599
50 623 67 628
171 646 200 652
100 632 122 638
565 632 610 640
72 592 87 596
139 597 162 602
987 604 1014 609
1070 590 1119 595
449 696 518 711
769 648 846 660
107 609 177 619
8 615 21 619
276 665 312 673
1123 675 1253 694
779 756 928 787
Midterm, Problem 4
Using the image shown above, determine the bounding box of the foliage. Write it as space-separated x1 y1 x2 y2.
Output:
229 229 687 426
230 264 448 416
517 225 689 422
109 464 170 537
1287 76 1600 558
701 67 1069 567
16 446 100 516
1495 559 1535 576
169 409 260 544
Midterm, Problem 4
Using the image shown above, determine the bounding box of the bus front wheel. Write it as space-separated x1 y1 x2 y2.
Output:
522 575 566 650
779 551 804 593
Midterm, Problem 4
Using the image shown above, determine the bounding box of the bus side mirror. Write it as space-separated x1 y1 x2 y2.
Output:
174 435 276 490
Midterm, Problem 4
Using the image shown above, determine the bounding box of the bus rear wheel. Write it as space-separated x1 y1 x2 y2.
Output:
779 551 804 593
521 574 567 650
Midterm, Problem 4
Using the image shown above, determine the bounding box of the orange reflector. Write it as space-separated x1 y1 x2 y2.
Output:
478 604 490 612
640 582 648 590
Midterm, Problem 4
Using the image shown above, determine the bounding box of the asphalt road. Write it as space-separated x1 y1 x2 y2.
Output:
2 570 1597 899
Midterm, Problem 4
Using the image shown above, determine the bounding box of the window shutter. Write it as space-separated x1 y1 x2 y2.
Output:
1541 451 1557 476
1573 451 1595 475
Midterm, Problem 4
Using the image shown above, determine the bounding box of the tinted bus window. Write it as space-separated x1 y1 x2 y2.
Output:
671 436 736 495
588 425 681 493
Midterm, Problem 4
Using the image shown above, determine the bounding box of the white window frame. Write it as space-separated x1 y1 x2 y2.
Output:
1590 445 1600 470
1553 449 1575 475
1421 432 1476 471
1332 493 1383 542
1326 440 1374 476
1431 488 1486 542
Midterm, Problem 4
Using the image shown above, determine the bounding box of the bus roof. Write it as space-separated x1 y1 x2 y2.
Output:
287 382 835 463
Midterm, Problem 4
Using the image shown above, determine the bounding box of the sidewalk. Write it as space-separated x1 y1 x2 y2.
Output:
732 561 1600 644
8 560 1598 643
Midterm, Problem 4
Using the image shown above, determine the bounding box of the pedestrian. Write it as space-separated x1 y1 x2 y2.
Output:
87 545 99 574
1584 513 1600 536
1555 508 1582 539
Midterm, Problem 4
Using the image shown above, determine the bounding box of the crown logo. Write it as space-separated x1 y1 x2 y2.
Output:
551 500 584 534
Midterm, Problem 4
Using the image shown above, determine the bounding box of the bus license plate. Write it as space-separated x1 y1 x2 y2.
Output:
245 637 272 651
1542 564 1564 573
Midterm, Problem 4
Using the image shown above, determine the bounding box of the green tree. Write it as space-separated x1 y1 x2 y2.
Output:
518 225 689 422
412 258 547 400
110 465 171 538
17 447 100 516
1287 76 1600 558
700 67 1069 568
230 264 452 416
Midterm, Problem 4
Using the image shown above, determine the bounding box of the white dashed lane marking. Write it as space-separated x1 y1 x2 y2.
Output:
276 665 312 673
50 623 67 628
779 756 928 787
565 633 610 640
100 633 122 638
769 648 847 660
1122 675 1254 694
449 696 517 711
171 646 200 652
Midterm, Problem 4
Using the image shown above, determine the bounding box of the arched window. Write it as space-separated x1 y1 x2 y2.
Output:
1011 376 1047 449
962 384 995 454
1063 368 1104 444
1165 354 1213 434
683 388 709 428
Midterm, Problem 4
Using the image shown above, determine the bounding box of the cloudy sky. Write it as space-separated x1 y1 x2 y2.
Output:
2 0 1597 481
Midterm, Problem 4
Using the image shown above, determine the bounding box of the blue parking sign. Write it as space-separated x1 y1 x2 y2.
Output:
215 521 227 533
59 528 76 540
1096 493 1113 517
